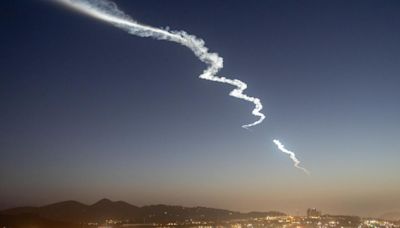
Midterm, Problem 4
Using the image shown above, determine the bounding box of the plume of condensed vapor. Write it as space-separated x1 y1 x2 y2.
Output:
56 0 309 174
56 0 265 129
273 139 310 175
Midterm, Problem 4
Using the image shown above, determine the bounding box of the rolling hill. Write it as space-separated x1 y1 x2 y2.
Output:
0 199 285 226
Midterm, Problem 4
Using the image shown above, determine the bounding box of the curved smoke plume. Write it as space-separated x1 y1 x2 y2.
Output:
56 0 309 174
273 139 310 175
56 0 265 129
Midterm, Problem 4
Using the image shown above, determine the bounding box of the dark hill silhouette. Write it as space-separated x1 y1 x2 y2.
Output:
3 200 89 222
0 199 286 225
88 198 140 221
0 213 86 228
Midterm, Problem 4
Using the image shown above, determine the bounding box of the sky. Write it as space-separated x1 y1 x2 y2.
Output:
1 0 400 217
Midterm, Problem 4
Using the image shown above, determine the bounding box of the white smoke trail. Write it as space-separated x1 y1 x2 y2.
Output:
56 0 265 129
56 0 309 173
273 139 310 175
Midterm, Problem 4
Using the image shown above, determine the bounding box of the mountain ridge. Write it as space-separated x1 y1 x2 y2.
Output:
0 199 286 224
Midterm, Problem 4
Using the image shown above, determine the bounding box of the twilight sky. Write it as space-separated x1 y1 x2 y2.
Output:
1 0 400 217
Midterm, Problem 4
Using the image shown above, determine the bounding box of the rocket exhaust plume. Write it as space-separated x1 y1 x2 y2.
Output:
55 0 308 174
55 0 265 129
273 139 310 175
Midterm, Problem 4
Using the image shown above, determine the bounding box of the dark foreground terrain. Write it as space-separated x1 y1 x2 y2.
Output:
0 199 284 227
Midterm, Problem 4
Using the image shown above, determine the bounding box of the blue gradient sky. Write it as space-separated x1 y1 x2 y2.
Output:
1 0 400 216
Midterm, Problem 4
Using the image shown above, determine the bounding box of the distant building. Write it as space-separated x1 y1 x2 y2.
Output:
307 208 321 217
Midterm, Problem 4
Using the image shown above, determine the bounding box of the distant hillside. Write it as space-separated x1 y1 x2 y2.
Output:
0 199 286 225
381 211 400 221
0 213 86 228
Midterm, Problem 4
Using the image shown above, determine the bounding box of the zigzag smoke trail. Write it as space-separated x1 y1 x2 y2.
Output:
56 0 264 129
273 139 310 175
55 0 309 174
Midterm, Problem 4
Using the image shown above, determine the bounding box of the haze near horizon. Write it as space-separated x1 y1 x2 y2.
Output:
1 0 400 217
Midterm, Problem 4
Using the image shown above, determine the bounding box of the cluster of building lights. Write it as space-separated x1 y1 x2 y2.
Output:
85 209 400 228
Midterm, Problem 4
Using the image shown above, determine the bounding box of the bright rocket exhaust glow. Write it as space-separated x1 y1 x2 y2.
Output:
55 0 265 129
273 139 310 175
